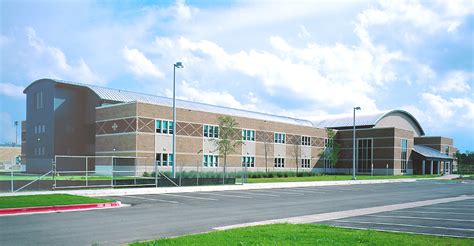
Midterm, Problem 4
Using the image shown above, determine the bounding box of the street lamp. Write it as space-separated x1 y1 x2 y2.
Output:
172 62 184 179
352 106 361 180
14 121 18 146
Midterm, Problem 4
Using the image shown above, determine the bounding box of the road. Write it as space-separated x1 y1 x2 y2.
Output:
1 180 473 245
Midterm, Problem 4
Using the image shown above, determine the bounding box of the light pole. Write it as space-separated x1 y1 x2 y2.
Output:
172 62 184 179
352 107 361 180
14 121 18 146
196 149 202 185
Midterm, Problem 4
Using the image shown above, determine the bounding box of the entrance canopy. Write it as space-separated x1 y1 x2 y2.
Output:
413 145 453 161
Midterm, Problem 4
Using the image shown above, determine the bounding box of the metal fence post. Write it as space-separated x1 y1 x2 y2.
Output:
371 163 374 176
85 156 89 187
52 159 56 190
386 164 388 176
111 157 114 188
154 160 158 188
10 169 14 193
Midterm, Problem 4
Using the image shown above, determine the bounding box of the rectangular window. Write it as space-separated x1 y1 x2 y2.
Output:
34 125 38 134
35 91 43 109
324 138 335 169
242 129 256 141
274 157 285 168
401 139 408 174
203 154 219 167
301 136 311 146
357 138 373 173
445 146 449 155
301 158 311 168
274 133 286 144
203 125 219 139
241 156 255 167
155 119 173 135
155 153 173 166
41 125 45 133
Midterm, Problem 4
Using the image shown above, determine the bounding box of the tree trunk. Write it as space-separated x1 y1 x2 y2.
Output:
222 154 227 185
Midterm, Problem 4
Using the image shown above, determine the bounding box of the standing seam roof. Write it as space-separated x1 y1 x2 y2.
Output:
48 79 315 127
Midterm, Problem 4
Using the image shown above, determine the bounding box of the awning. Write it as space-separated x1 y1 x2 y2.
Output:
413 145 453 160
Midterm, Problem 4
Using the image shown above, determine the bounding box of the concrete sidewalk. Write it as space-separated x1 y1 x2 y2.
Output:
0 178 421 197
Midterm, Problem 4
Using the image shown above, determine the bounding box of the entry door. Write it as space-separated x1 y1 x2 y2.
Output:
445 162 450 174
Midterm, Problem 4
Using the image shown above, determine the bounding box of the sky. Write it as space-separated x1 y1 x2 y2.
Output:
0 0 473 151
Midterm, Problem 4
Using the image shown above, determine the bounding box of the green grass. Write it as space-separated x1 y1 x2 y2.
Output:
0 194 112 209
248 175 440 183
130 224 473 245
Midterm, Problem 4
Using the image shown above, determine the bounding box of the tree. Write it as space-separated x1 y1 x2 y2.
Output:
214 115 243 184
318 129 340 173
292 136 301 175
456 150 474 175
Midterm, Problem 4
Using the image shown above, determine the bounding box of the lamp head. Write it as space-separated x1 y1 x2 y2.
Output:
174 62 184 68
354 107 361 110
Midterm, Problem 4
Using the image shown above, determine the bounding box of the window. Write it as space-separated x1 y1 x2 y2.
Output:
323 138 335 169
301 136 311 146
156 153 174 166
242 129 255 141
34 125 38 134
156 119 173 134
203 154 219 167
445 146 449 155
357 138 373 173
41 125 45 133
241 156 255 167
401 139 408 174
274 157 285 168
274 133 286 144
324 138 333 148
203 125 219 138
35 91 43 109
301 158 311 168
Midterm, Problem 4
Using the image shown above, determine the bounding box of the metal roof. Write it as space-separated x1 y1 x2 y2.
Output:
311 110 425 135
48 79 315 127
312 111 387 128
413 145 453 160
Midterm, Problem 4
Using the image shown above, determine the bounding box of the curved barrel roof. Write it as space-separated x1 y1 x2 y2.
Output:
311 110 425 135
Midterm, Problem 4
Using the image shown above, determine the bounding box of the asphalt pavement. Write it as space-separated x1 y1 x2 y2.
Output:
1 180 472 245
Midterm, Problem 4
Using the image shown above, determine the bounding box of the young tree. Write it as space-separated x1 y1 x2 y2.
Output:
292 136 301 175
318 129 340 173
214 115 243 184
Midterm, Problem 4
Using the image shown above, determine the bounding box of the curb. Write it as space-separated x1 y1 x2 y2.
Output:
0 201 122 216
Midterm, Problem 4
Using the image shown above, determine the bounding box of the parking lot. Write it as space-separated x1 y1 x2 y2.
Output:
1 180 473 245
322 198 474 238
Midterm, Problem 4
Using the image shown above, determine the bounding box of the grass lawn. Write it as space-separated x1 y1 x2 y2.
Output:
247 174 440 183
131 224 473 246
0 194 112 209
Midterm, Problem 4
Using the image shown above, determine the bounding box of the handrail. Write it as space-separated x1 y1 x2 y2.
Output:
14 170 53 192
157 169 179 187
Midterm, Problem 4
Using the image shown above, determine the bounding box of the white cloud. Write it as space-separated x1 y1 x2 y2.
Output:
297 25 311 40
431 71 472 93
176 81 247 109
0 83 25 99
420 92 474 127
25 27 103 84
122 47 164 79
173 0 197 21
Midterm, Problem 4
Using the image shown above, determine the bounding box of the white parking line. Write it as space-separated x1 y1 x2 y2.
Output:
365 214 474 223
414 207 474 211
158 193 219 201
333 220 474 232
251 189 306 195
288 188 329 193
435 205 474 209
389 210 474 215
122 195 179 204
227 191 280 197
197 192 252 199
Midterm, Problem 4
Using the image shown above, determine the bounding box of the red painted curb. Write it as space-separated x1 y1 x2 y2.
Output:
0 201 122 215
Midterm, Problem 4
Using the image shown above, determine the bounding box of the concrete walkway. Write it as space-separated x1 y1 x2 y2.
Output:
0 178 422 197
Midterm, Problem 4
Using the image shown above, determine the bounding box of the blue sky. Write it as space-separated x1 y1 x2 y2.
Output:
1 0 473 151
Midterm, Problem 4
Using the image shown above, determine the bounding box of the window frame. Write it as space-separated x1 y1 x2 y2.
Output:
203 124 219 139
274 132 286 144
155 119 173 135
242 129 256 141
301 136 311 146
